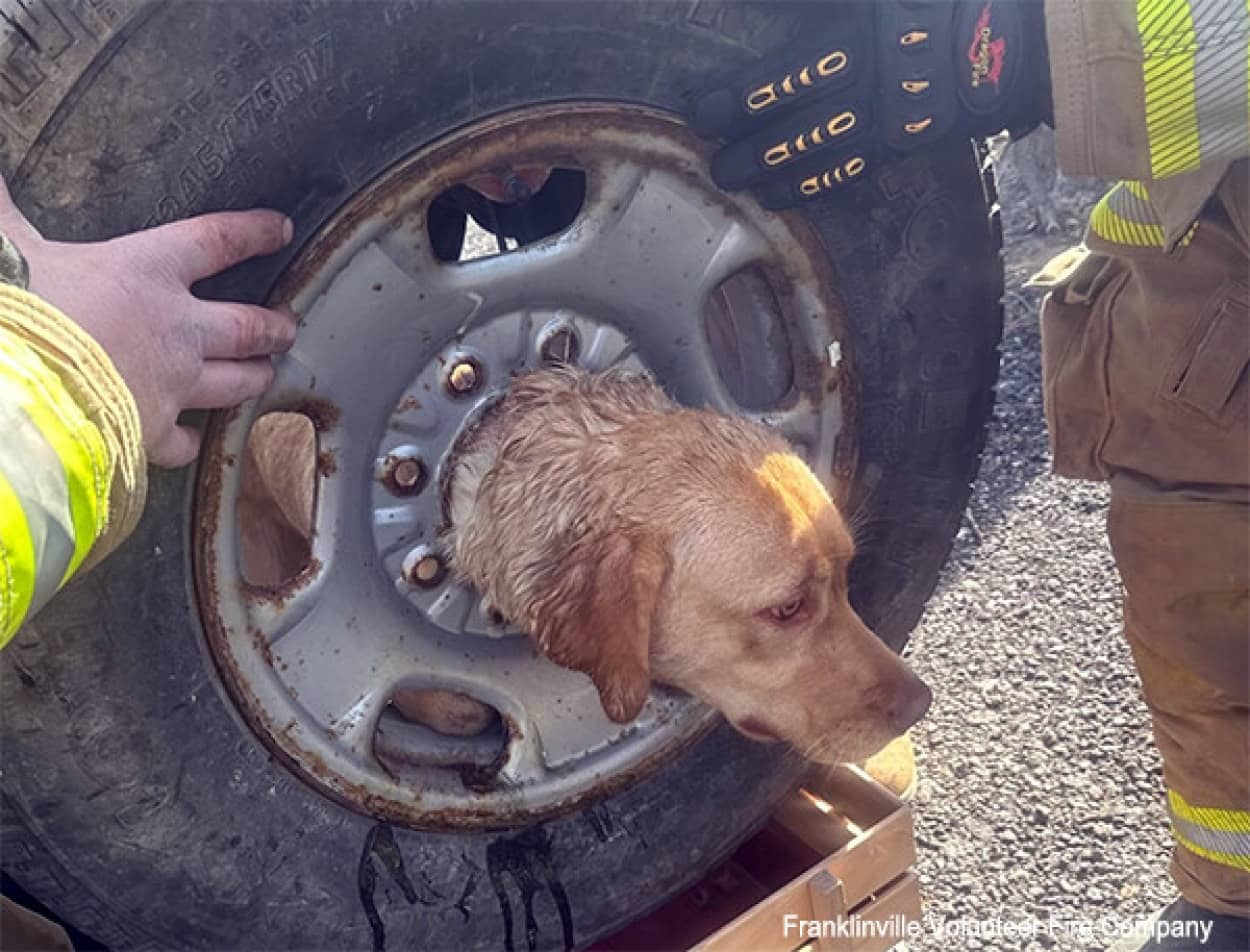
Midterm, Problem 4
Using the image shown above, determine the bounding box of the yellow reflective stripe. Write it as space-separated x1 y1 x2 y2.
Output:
19 371 108 583
1168 789 1250 872
0 334 108 585
1138 0 1202 177
0 471 37 646
1169 789 1250 833
1089 184 1167 247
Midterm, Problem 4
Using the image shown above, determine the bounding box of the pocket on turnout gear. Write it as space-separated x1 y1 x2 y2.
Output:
1160 280 1249 431
1037 249 1129 481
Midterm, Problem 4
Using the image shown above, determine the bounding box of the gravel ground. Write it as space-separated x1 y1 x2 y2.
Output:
905 147 1174 950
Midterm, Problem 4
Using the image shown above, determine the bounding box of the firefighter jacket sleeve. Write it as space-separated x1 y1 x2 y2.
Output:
0 284 146 647
1044 0 1249 248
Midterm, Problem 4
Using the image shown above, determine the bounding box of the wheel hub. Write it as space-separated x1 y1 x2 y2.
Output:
374 308 646 638
193 103 851 829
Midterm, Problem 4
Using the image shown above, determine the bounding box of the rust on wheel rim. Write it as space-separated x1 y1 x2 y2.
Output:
193 103 855 829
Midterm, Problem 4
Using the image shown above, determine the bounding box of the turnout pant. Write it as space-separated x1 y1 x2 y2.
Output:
1041 163 1249 917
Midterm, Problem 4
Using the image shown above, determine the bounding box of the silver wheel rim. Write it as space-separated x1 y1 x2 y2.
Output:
194 103 853 829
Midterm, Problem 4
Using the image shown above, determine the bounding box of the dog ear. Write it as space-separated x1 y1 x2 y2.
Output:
531 531 670 723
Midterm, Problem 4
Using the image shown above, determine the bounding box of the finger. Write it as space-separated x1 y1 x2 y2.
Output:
752 147 875 210
198 302 298 360
690 31 864 140
185 358 275 410
0 175 42 246
149 424 203 468
709 92 871 192
148 209 294 284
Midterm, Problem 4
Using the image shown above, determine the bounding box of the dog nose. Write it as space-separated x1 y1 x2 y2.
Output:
885 677 932 733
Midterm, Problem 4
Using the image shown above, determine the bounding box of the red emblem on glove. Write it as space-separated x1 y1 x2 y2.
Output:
967 3 1006 88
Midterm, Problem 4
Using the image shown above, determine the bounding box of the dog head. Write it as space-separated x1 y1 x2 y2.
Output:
528 413 930 764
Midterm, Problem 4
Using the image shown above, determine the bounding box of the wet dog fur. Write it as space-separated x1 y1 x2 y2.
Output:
444 367 930 762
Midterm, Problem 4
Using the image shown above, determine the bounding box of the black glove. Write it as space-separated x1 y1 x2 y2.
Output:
690 0 1051 209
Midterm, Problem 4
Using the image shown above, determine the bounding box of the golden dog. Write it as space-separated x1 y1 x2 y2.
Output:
445 367 930 763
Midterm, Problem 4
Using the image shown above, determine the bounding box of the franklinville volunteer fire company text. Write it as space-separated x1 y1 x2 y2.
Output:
782 912 1216 946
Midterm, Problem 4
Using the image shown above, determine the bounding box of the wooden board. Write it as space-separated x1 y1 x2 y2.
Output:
594 765 921 952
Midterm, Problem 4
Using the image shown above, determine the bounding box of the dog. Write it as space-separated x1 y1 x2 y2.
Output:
444 367 930 763
240 368 931 764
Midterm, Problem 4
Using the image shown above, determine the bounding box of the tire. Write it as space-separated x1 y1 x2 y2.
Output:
0 2 1003 949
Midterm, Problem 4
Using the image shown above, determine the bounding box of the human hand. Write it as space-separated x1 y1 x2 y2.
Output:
690 0 1049 209
0 177 297 467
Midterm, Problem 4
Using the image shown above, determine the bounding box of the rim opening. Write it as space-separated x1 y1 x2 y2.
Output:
704 266 796 411
428 166 588 263
238 412 316 587
375 691 510 793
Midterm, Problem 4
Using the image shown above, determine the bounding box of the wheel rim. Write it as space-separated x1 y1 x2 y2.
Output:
193 103 853 829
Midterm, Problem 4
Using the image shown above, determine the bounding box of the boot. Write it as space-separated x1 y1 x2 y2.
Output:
1106 897 1250 952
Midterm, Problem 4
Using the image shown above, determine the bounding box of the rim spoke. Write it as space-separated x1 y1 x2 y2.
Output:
577 159 773 309
266 580 412 756
579 322 640 372
748 396 842 479
575 159 774 410
244 573 326 645
491 664 622 783
494 680 704 786
260 240 463 430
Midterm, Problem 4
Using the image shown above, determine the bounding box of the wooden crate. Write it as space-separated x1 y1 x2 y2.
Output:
595 765 921 952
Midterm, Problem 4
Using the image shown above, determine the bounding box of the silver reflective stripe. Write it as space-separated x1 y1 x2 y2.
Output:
1171 810 1250 860
1191 0 1250 164
1110 182 1165 228
1089 182 1168 246
0 378 75 616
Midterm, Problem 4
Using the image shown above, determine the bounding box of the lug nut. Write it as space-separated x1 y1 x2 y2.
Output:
414 556 443 583
393 458 423 489
382 453 426 496
447 359 480 395
406 551 446 588
539 328 580 366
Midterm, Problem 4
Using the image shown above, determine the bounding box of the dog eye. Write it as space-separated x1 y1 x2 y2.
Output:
768 597 805 623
